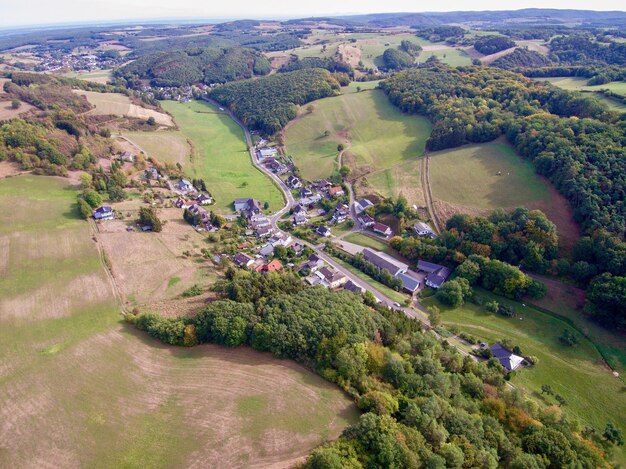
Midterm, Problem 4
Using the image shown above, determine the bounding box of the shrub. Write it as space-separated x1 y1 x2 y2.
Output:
181 284 203 298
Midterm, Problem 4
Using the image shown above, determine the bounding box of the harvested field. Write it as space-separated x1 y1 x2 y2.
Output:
120 130 191 167
338 43 362 68
363 158 426 207
63 69 113 84
0 100 35 119
75 90 174 126
0 175 358 468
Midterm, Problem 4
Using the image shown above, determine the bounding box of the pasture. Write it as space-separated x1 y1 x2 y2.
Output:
161 100 283 213
363 158 425 206
342 232 391 253
0 175 358 468
533 77 626 112
120 130 191 167
75 90 175 126
423 292 626 464
284 89 431 186
417 47 473 66
63 69 113 84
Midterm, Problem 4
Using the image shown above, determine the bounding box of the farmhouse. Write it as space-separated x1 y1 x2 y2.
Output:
328 186 345 198
358 214 375 228
233 252 254 268
177 179 195 193
354 198 374 214
413 222 436 238
372 222 393 237
490 343 524 372
194 193 213 205
418 260 451 289
317 226 332 237
93 206 114 220
363 249 408 277
234 198 262 218
317 266 347 289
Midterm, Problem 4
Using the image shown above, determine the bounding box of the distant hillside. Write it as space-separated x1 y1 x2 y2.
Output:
492 48 553 70
116 47 271 87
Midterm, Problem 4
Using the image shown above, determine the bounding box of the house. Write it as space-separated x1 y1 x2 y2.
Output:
299 187 313 198
293 212 308 225
251 215 271 229
357 214 374 228
354 198 374 214
259 243 275 257
234 198 261 218
413 222 435 237
363 249 408 277
177 179 195 193
317 266 347 289
175 197 194 209
397 272 420 294
255 225 273 238
194 194 213 205
331 204 349 223
233 252 254 268
328 186 345 198
268 233 292 247
293 204 306 215
258 147 278 160
119 151 134 163
316 179 332 190
300 254 325 273
256 259 282 273
289 242 304 256
418 260 451 289
287 175 302 189
145 168 160 180
490 343 524 372
372 222 393 237
300 194 322 207
316 226 332 237
344 280 365 294
93 206 114 220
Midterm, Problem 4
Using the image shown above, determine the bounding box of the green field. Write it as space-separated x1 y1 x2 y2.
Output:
418 47 473 66
423 292 626 460
341 80 382 93
533 77 626 112
0 175 357 468
429 142 550 209
121 130 191 167
161 100 283 213
284 89 431 187
343 232 391 253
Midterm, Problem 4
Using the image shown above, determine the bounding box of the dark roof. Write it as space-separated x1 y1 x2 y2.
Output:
362 249 408 277
490 343 524 371
344 280 364 294
233 252 252 266
94 206 112 214
425 267 451 288
397 272 420 292
317 226 331 235
418 260 446 273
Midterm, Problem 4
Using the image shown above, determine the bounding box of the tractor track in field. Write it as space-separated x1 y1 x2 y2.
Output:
421 155 442 233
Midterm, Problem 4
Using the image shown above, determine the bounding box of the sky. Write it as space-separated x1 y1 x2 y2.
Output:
1 0 625 28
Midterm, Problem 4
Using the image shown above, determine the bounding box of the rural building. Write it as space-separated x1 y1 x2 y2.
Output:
259 243 275 257
316 179 332 190
300 194 322 207
358 214 375 227
317 226 332 237
255 225 273 238
93 206 114 220
194 194 213 205
363 249 408 277
397 272 420 294
490 343 524 372
258 147 278 160
299 187 313 198
331 204 349 223
256 259 282 273
413 222 436 237
293 212 308 225
234 198 262 218
418 260 451 289
372 222 393 237
317 266 347 289
251 215 271 229
233 252 254 268
177 179 195 193
287 175 302 189
175 197 194 209
328 186 345 198
354 198 374 214
300 254 325 273
344 280 365 294
145 168 160 180
289 242 304 256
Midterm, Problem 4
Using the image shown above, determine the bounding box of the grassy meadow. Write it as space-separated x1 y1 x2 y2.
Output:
423 292 626 459
533 77 626 112
0 175 357 468
161 100 283 213
342 232 391 253
418 47 473 66
76 90 174 126
120 130 191 167
284 89 431 186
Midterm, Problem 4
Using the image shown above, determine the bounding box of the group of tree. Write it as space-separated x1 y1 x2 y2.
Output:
116 47 272 87
491 47 553 70
473 35 516 55
381 47 415 71
548 34 626 66
138 206 162 232
129 269 614 468
209 68 340 135
279 56 354 77
414 26 466 43
380 65 625 241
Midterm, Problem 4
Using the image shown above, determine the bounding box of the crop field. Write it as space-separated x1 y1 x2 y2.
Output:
161 100 283 213
120 130 191 167
284 89 431 185
75 90 175 125
428 141 580 248
423 292 626 449
0 175 358 468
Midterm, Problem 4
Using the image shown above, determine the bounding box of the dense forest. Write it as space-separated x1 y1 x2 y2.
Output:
115 47 271 87
491 48 552 70
380 65 625 239
209 68 340 134
549 35 626 66
414 26 466 43
279 57 354 76
130 270 612 468
473 35 516 55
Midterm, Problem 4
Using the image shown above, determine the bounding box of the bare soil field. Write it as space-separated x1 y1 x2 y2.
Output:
75 90 174 126
338 43 362 68
0 161 24 178
0 100 35 120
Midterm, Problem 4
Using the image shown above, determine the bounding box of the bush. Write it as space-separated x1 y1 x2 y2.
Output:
77 198 93 219
485 300 499 313
181 284 203 298
497 304 516 318
559 329 578 346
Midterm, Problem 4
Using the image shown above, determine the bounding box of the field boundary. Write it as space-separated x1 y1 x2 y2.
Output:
421 155 442 233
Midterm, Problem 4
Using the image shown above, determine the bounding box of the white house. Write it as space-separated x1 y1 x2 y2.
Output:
317 226 332 237
93 206 114 220
177 179 195 193
413 222 435 237
354 198 374 214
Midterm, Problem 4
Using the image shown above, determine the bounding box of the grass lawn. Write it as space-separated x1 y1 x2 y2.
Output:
363 157 426 205
341 80 382 93
284 89 431 184
423 292 626 456
418 47 472 66
343 232 390 253
121 130 190 167
356 35 431 69
429 142 550 210
63 69 112 84
0 175 357 468
161 100 283 213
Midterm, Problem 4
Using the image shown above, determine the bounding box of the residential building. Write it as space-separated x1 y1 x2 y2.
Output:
287 175 302 189
119 151 134 163
316 226 332 237
233 252 254 268
372 222 393 237
93 206 114 220
490 343 524 372
363 249 408 277
358 214 375 228
256 259 282 273
397 272 420 294
328 186 345 197
413 222 436 237
299 187 313 198
418 260 451 289
331 203 349 223
234 198 261 218
145 168 160 180
259 243 275 257
344 280 365 294
317 266 347 289
293 212 308 225
316 179 332 190
175 197 194 209
194 194 213 205
354 198 374 214
300 254 325 273
177 179 195 193
258 147 278 160
300 194 322 207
